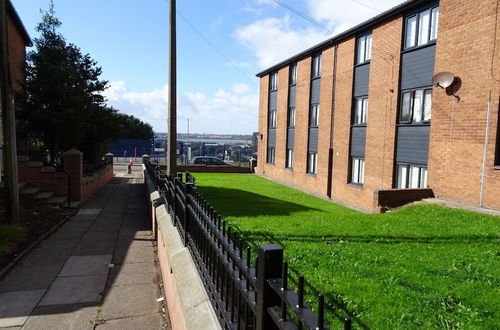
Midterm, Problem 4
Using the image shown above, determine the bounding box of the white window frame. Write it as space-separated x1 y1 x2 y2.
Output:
268 109 277 128
399 88 432 123
286 148 294 168
312 54 322 78
270 72 278 91
307 152 317 174
310 104 319 127
353 97 368 124
289 63 297 85
405 6 439 49
267 147 275 164
356 33 372 64
396 163 428 188
351 157 365 185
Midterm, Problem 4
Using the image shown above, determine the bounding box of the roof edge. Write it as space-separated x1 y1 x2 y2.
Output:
7 0 33 47
256 0 435 77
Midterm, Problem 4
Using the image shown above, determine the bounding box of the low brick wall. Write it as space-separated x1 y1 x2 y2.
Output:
81 165 113 203
160 164 252 173
18 158 68 196
144 167 221 330
374 188 435 210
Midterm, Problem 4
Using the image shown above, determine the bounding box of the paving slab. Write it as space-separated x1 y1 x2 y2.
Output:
107 268 157 287
72 241 116 256
20 248 72 267
59 219 94 229
113 246 155 264
99 283 160 319
59 255 112 277
77 208 102 216
116 237 154 249
70 214 98 222
0 289 45 327
39 275 107 305
22 303 98 330
108 262 156 275
96 313 163 330
0 265 60 292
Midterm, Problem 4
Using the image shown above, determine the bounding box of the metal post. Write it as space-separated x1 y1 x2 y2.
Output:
0 0 20 224
256 244 283 330
167 0 177 175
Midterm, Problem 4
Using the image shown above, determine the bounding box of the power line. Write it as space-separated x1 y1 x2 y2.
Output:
270 0 332 33
167 1 257 87
350 0 382 13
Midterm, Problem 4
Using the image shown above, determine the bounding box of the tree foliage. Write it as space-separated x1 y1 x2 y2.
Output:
19 3 153 163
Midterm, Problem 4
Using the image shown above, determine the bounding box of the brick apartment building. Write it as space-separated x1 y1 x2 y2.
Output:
256 0 500 213
1 0 31 181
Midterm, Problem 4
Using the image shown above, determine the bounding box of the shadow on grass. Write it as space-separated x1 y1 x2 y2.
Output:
196 186 318 217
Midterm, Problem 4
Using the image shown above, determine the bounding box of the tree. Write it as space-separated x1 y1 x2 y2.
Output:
113 113 154 140
19 2 120 163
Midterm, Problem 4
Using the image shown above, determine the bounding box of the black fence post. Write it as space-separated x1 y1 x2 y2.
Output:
185 182 194 246
256 244 283 330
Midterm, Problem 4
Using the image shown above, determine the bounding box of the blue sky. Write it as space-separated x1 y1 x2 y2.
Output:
11 0 404 134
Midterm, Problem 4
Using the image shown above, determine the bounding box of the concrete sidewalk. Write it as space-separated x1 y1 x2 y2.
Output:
0 170 169 329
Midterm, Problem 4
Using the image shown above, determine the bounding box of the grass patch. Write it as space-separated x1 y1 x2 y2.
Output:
194 173 500 329
0 226 26 253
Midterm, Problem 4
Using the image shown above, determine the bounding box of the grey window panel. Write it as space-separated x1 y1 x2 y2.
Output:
396 125 430 164
350 126 366 157
269 91 278 110
401 45 436 90
354 64 370 97
308 127 319 152
310 79 321 104
288 85 296 107
287 128 295 148
268 128 277 147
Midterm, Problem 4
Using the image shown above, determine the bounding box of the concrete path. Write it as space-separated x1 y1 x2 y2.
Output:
0 169 169 329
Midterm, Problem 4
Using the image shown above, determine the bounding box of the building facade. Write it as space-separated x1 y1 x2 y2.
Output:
256 0 500 213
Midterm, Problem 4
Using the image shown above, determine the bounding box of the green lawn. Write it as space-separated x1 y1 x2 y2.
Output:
0 226 25 253
194 173 500 329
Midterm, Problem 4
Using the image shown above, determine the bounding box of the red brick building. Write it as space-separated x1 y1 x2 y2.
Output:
256 0 500 213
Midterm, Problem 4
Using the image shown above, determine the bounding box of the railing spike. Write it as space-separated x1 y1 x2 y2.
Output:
317 294 324 330
343 318 352 330
297 275 304 308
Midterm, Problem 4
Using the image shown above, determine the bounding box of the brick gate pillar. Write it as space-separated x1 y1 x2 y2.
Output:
62 148 83 202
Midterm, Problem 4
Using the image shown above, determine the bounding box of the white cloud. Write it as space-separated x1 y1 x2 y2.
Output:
235 15 330 68
235 0 406 70
103 81 258 134
306 0 406 32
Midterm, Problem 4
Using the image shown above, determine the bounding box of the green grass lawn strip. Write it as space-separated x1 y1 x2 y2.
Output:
193 173 500 329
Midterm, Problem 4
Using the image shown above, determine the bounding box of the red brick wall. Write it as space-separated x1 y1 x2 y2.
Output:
18 161 68 196
7 14 26 93
81 166 113 203
429 0 500 209
256 1 500 212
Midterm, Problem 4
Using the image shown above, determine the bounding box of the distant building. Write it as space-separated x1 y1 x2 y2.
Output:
252 132 260 154
256 0 500 213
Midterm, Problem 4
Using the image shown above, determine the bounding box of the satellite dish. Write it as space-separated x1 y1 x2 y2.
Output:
432 72 455 88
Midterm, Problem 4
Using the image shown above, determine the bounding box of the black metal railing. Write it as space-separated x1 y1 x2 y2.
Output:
147 163 352 330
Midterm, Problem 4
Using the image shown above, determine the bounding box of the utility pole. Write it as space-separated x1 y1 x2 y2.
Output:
166 0 177 175
0 0 20 224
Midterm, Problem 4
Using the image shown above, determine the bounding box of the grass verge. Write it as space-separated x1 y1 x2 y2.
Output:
194 173 499 329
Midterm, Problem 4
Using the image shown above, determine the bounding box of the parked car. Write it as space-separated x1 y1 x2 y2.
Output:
191 156 230 166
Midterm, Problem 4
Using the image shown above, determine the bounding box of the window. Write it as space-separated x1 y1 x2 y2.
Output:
353 97 368 124
356 33 372 64
289 63 297 85
399 88 432 123
267 147 275 164
310 104 319 127
286 149 294 168
396 163 427 188
307 152 317 174
270 72 278 91
405 6 439 49
312 54 322 78
287 107 296 127
351 157 365 185
268 109 277 128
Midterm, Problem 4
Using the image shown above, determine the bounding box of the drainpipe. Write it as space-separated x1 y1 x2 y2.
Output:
326 44 338 198
479 91 493 207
